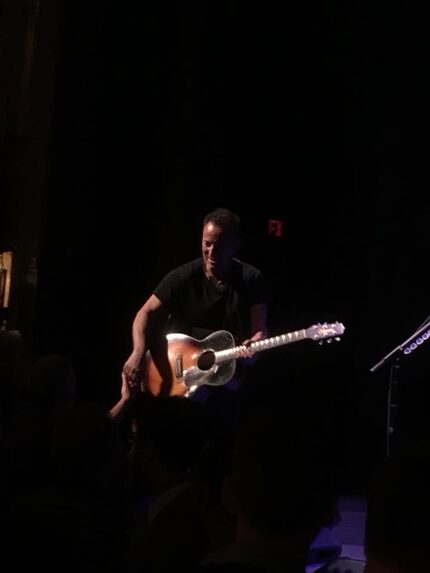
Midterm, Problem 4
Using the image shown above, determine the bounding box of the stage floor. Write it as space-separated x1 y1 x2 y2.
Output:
307 494 367 572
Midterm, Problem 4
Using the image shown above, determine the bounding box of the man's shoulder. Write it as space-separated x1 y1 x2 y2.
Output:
177 258 203 272
163 258 203 279
184 258 204 272
233 259 263 279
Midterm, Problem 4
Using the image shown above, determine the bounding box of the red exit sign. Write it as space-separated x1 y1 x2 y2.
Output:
267 219 283 237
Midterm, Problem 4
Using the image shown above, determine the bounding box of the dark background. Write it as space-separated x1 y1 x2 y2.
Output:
3 2 428 491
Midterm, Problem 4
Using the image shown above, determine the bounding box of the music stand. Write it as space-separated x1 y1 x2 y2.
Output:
370 316 430 457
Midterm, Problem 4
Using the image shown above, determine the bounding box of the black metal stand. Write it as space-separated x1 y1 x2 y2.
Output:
370 317 430 457
385 357 400 457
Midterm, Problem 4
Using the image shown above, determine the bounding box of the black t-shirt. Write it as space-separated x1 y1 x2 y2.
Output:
153 258 267 343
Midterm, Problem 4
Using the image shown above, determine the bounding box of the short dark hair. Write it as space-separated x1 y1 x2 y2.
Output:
231 405 337 539
365 449 430 569
203 208 241 236
133 394 211 473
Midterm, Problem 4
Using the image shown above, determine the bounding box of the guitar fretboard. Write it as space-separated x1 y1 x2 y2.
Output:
215 329 308 363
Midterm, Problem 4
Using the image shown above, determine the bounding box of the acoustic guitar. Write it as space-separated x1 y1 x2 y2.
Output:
142 322 345 397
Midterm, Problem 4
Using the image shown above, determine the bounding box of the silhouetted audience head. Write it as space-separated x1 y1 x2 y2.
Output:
224 404 338 544
0 328 29 417
0 328 28 365
52 402 125 494
19 353 76 411
123 395 214 573
2 354 77 502
6 402 131 573
364 447 430 573
196 402 339 573
132 393 211 478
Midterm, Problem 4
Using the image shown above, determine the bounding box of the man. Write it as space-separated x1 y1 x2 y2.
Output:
122 207 268 399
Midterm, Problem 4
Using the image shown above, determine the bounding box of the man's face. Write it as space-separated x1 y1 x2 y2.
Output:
202 222 240 276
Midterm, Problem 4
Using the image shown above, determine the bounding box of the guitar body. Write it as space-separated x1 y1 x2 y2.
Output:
143 330 237 397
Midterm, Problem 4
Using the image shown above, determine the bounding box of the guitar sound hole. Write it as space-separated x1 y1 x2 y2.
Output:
197 350 215 371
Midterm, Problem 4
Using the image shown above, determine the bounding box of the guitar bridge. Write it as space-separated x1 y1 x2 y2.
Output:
175 354 183 378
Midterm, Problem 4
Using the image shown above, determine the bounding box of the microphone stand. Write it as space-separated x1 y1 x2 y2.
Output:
370 316 430 457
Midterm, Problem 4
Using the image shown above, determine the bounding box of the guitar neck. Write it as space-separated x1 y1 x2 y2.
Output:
215 329 308 363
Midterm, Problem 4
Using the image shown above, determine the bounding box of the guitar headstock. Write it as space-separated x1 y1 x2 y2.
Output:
306 322 345 343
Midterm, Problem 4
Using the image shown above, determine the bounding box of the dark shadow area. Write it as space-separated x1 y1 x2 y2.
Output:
22 1 426 489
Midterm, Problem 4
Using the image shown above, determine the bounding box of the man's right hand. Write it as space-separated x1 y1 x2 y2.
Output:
122 351 146 388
